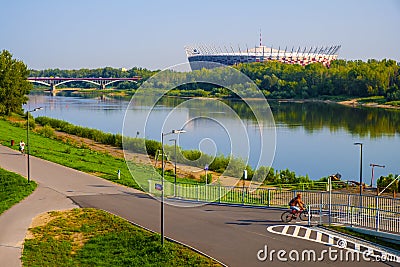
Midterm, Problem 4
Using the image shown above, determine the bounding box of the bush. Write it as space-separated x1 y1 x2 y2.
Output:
145 139 161 157
200 173 212 184
36 124 55 138
377 174 399 193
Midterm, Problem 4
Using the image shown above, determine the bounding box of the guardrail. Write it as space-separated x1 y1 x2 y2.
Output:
148 180 400 234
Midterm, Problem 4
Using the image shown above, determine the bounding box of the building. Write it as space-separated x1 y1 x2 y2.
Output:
185 36 340 70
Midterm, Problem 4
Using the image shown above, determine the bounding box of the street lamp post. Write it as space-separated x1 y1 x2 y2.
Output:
161 129 185 246
354 142 363 209
354 142 363 196
169 138 177 196
204 164 209 201
26 107 43 183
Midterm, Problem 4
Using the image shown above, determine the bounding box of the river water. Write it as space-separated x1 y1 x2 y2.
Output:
26 94 400 183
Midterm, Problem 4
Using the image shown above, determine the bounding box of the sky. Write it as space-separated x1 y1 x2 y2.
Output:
1 0 399 70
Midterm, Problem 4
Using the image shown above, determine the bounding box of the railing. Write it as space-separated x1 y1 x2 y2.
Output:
148 180 400 234
308 204 400 234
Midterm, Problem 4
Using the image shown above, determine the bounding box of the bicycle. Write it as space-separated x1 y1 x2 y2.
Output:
281 206 312 223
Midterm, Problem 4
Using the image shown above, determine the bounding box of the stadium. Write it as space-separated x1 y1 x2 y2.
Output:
185 36 340 70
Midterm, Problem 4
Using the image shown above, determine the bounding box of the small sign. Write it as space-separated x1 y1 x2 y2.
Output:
155 183 163 191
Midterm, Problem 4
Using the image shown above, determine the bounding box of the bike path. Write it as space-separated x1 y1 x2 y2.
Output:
0 145 389 267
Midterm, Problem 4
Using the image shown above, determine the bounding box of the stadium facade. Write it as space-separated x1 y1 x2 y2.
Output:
185 36 340 70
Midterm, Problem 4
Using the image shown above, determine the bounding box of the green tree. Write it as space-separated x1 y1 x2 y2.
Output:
0 50 32 115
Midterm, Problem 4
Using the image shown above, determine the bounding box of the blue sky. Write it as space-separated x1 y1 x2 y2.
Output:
1 0 399 70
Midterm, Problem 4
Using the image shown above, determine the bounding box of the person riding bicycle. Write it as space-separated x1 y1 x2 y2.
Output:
289 193 304 218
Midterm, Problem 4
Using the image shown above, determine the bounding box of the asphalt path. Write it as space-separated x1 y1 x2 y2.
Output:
0 145 394 267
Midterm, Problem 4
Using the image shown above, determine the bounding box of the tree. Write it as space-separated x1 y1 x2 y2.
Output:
0 50 32 115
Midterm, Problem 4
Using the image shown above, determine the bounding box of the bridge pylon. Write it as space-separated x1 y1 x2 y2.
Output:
50 84 57 96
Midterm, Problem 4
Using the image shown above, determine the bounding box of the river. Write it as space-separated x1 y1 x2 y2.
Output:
26 94 400 183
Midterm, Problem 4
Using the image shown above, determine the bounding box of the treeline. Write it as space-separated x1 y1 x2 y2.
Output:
30 59 400 102
29 67 157 89
235 59 400 101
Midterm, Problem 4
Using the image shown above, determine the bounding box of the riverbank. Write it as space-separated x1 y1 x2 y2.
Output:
338 98 400 110
47 87 400 110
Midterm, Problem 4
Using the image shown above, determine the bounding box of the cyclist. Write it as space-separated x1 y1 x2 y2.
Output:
289 193 304 218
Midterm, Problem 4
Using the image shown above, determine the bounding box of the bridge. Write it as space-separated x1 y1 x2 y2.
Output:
27 77 141 95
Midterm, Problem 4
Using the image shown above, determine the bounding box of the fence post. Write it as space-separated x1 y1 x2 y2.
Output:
319 204 322 225
350 206 353 227
347 194 351 224
148 180 152 195
375 196 379 232
242 186 245 205
218 183 221 204
205 183 208 203
267 189 270 207
196 184 199 202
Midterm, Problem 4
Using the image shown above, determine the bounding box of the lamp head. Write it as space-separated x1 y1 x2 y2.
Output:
172 129 186 134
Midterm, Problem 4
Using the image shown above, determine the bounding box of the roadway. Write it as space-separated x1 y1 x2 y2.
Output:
0 145 394 267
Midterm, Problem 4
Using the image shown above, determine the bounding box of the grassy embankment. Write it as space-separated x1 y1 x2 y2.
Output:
22 208 221 267
0 118 142 190
0 116 200 192
0 167 37 215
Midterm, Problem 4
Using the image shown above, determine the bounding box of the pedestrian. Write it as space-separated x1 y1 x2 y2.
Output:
19 140 25 154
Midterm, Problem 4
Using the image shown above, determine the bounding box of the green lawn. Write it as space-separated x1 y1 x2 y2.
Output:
0 167 37 214
22 208 221 267
0 118 202 193
0 118 148 190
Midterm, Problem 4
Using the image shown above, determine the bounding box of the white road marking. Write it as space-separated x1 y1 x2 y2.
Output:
316 231 322 242
292 226 300 236
266 225 400 263
281 225 290 235
304 228 312 239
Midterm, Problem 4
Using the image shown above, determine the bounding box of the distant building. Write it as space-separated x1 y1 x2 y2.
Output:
185 35 340 70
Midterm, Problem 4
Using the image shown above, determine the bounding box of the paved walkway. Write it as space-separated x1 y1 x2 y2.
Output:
0 145 389 267
0 145 140 267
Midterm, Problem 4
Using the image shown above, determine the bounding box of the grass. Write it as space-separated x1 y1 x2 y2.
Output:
0 167 37 215
22 208 221 267
327 225 400 251
356 96 387 104
0 118 152 191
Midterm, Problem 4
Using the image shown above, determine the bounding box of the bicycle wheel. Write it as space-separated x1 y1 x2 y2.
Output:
299 210 312 221
281 211 293 222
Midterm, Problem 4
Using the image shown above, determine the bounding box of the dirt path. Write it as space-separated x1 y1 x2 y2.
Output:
51 130 245 186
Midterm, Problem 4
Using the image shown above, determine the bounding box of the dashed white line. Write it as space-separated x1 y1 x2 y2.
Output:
292 226 300 236
304 228 312 239
316 231 322 242
281 225 290 235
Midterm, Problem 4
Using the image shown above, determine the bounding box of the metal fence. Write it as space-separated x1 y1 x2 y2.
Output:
308 204 400 233
148 180 400 234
